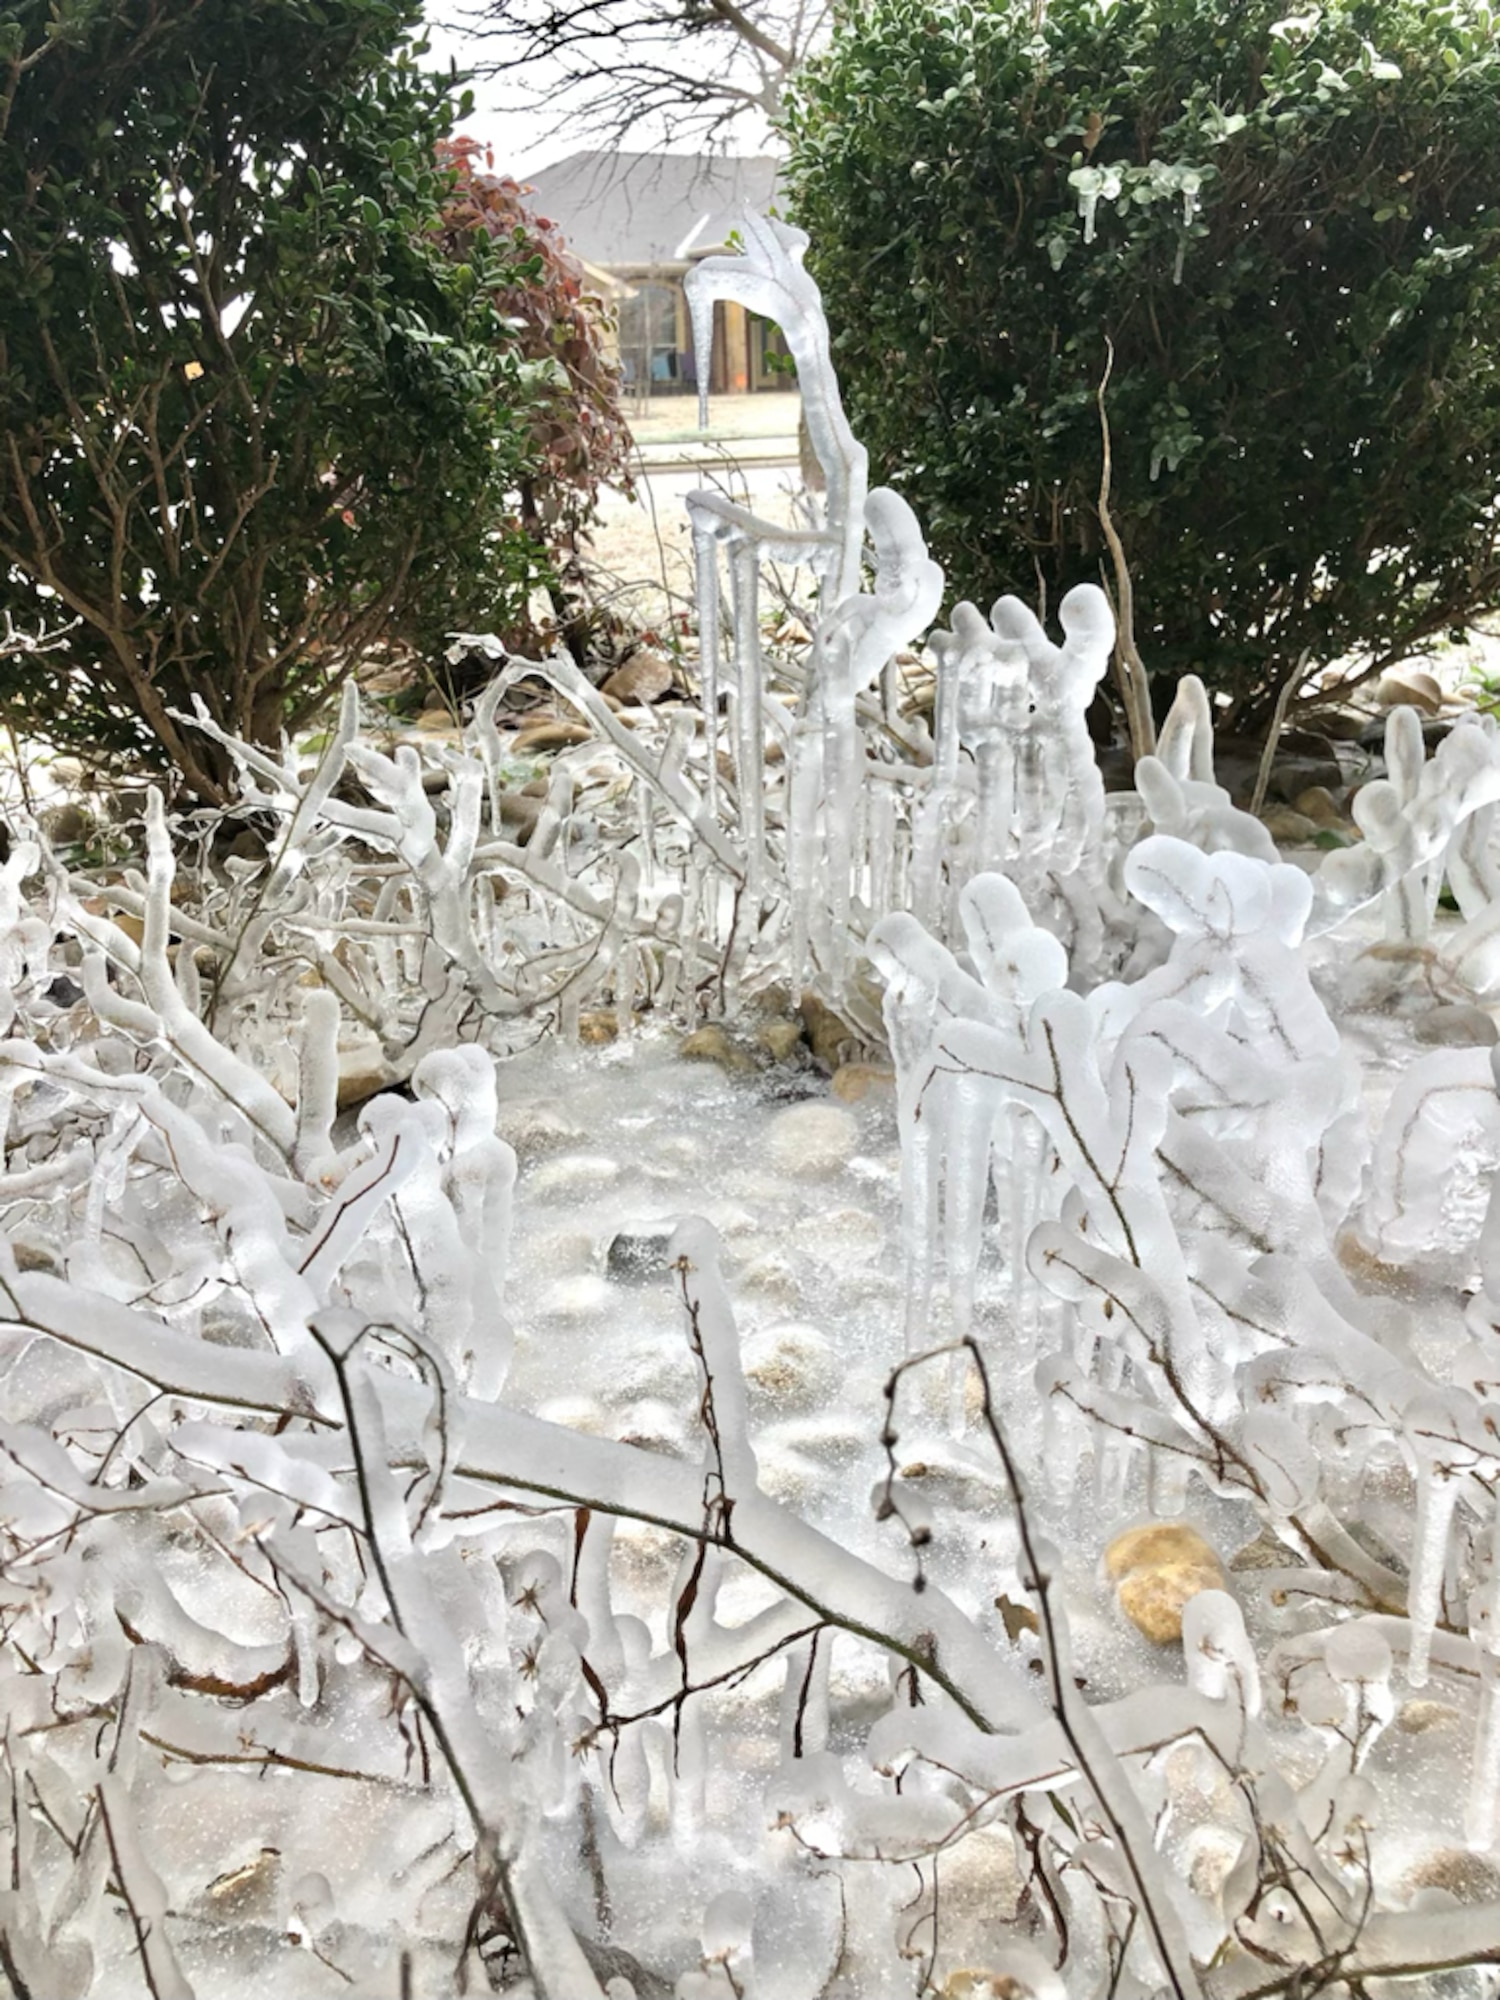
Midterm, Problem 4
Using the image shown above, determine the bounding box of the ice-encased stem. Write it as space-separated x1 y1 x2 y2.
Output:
1406 1458 1460 1687
1469 1656 1500 1849
731 537 766 893
97 1776 196 2000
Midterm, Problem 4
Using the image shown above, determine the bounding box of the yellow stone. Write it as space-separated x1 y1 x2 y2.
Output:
1105 1522 1226 1646
1397 1699 1461 1735
1404 1848 1500 1905
831 1061 895 1103
511 718 592 754
1115 1561 1225 1645
1104 1522 1219 1580
600 649 673 704
754 1018 805 1062
679 1024 755 1074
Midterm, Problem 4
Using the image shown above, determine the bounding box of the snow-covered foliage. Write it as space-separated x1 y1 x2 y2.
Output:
9 216 1500 1999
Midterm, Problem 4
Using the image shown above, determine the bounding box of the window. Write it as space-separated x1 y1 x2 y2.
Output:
618 283 681 392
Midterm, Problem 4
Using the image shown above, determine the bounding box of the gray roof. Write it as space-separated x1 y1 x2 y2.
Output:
521 152 780 271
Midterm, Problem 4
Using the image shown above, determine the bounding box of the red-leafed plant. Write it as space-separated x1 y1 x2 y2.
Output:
436 137 634 547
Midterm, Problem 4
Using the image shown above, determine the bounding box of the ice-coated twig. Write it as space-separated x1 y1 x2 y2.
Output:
1309 709 1500 936
489 651 747 881
961 1337 1203 1999
133 790 298 1160
684 214 868 601
96 1777 195 2000
303 1312 606 1999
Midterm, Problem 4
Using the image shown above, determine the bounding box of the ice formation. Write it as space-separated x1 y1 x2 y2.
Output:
8 214 1500 1998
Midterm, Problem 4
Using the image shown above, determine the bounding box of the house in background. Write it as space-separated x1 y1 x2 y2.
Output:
520 152 792 399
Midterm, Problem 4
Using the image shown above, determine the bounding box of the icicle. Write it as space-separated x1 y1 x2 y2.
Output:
1379 706 1438 945
942 1074 999 1342
689 280 715 436
174 936 201 1013
684 213 869 599
1464 1503 1500 1846
1182 1589 1261 1718
654 889 685 1014
1470 1654 1500 1849
293 987 339 1178
1093 1338 1134 1518
867 781 897 920
730 537 765 887
691 511 722 821
615 938 639 1033
1446 793 1500 918
1148 1443 1191 1519
1407 1448 1461 1687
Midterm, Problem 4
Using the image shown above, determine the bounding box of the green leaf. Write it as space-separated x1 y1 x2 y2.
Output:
783 0 1500 718
0 0 617 782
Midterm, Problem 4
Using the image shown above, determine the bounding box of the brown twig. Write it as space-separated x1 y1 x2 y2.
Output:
1097 337 1157 763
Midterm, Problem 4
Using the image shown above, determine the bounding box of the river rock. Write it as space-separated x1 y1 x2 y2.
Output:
200 1847 282 1921
536 1273 612 1323
1404 1847 1500 1906
1412 1002 1499 1047
1376 666 1444 714
766 1101 858 1177
529 1226 596 1274
1359 711 1457 753
792 1206 884 1266
756 1442 824 1508
1105 1522 1227 1644
612 1398 689 1456
799 991 860 1070
830 1062 895 1104
753 1016 806 1063
1396 1698 1462 1735
496 791 542 842
1316 708 1378 743
39 801 94 847
533 1395 608 1435
766 1414 869 1467
737 1251 802 1307
612 1341 697 1404
612 1518 683 1585
601 649 673 704
1292 785 1347 827
336 1051 396 1112
679 1024 756 1075
741 1322 838 1410
10 1237 62 1276
78 900 145 946
939 1962 1043 1998
1259 807 1320 847
526 1153 621 1199
606 1224 675 1283
511 718 592 754
495 1097 584 1157
1229 1528 1299 1573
